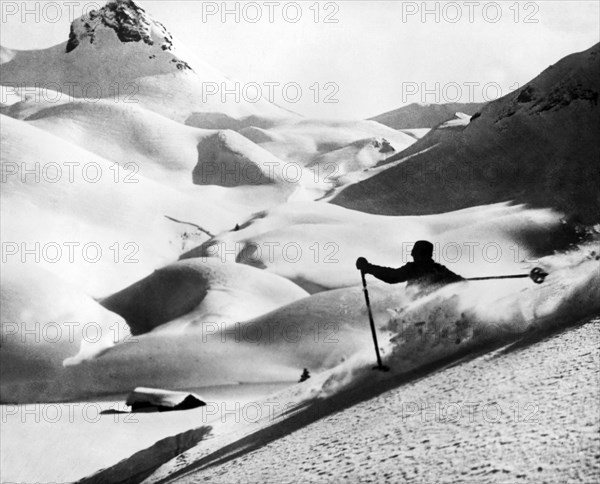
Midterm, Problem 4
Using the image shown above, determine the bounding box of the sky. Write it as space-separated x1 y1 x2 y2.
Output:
1 0 599 119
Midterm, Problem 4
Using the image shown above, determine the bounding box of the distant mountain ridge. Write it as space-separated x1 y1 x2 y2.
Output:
369 102 486 129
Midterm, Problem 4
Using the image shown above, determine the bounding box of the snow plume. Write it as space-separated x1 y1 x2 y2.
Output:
308 244 600 400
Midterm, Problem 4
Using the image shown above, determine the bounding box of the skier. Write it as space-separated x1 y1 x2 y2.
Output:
355 240 464 291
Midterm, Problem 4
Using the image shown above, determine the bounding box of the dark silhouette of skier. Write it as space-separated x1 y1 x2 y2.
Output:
298 368 311 383
356 240 463 291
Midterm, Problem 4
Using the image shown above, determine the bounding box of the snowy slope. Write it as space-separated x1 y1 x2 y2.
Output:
234 118 416 167
2 4 599 481
19 99 304 189
0 114 238 295
1 92 417 196
334 43 600 223
0 258 309 403
0 0 424 202
148 319 600 484
1 264 129 401
181 201 567 292
101 258 308 335
4 192 566 402
82 245 600 484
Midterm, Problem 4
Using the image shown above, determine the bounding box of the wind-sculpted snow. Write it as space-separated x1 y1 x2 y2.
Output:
182 201 568 292
237 118 416 167
0 115 236 295
12 98 298 190
0 264 129 402
193 130 295 188
20 100 206 181
101 259 308 335
1 95 417 196
0 274 393 402
187 116 414 187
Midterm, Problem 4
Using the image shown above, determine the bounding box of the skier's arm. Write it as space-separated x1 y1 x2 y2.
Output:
438 264 465 282
364 263 412 284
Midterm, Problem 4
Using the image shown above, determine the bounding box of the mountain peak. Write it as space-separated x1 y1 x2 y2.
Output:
66 0 175 55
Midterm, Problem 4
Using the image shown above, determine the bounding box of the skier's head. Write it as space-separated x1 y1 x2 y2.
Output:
411 240 434 263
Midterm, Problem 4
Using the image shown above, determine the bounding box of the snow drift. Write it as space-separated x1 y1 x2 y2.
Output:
0 264 128 403
101 258 308 335
182 201 569 292
0 114 236 295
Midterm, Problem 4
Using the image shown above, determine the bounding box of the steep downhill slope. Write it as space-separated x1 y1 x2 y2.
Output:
0 0 289 122
151 319 600 484
334 44 600 223
369 101 486 129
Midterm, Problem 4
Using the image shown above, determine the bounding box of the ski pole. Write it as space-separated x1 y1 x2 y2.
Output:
360 270 389 372
466 267 548 284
